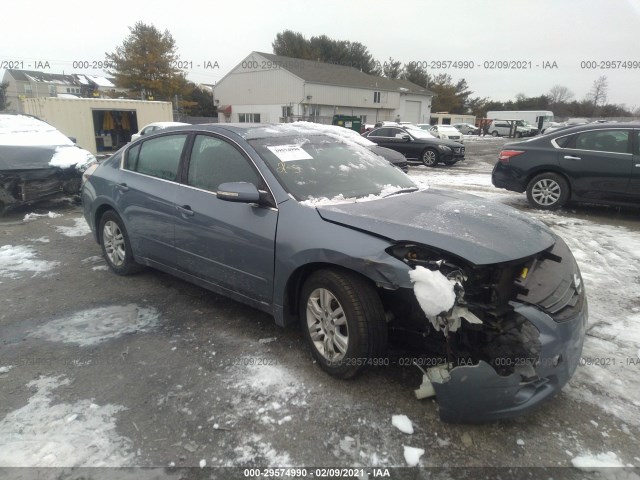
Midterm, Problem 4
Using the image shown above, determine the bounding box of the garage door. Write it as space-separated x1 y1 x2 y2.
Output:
404 101 421 123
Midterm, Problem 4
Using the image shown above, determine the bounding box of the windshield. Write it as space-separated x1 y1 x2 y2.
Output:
249 135 416 203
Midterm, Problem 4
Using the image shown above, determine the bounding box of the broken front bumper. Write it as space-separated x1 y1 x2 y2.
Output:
432 300 588 423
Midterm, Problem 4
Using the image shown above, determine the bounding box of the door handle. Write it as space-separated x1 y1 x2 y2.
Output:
176 205 195 217
564 155 581 161
115 183 129 192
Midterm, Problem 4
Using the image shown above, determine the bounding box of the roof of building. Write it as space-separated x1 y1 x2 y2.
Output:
5 69 117 89
253 52 434 96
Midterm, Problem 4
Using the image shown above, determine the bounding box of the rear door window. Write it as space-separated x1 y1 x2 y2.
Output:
574 130 630 154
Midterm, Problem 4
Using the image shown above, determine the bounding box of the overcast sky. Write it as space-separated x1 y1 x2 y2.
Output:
3 0 639 110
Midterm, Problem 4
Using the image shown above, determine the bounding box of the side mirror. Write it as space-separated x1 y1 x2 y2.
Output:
216 182 261 203
402 134 411 141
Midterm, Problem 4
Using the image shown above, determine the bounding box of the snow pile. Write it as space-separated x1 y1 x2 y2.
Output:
0 366 13 374
49 146 95 169
23 212 62 222
571 451 626 469
29 304 160 346
56 217 91 237
408 266 456 328
403 446 424 467
0 245 59 279
229 434 293 467
391 415 414 434
0 114 74 146
0 376 133 466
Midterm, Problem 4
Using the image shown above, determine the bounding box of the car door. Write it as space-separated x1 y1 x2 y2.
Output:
557 128 632 203
174 133 278 305
629 129 640 202
117 133 189 267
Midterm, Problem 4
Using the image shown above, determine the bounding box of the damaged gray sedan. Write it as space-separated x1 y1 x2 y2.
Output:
0 114 95 214
81 122 587 423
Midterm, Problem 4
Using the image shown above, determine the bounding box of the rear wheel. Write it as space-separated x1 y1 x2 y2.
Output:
491 131 499 137
526 173 570 210
421 148 439 167
99 210 141 275
299 269 387 379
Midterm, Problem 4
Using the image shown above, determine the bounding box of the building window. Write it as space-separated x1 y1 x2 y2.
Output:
282 106 292 118
373 91 381 103
309 105 319 117
24 84 33 96
48 85 56 96
360 115 367 124
238 113 261 123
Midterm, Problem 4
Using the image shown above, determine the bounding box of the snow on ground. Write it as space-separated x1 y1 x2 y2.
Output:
55 217 91 237
0 366 13 374
571 451 627 468
29 237 50 243
402 446 424 467
409 168 640 426
23 212 62 222
0 376 133 466
0 245 59 279
391 415 414 434
28 304 160 347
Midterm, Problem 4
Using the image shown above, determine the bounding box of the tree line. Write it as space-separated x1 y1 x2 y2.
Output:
37 24 631 119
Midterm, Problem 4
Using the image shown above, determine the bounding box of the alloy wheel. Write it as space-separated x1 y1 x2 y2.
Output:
306 288 349 362
103 220 126 267
531 178 562 206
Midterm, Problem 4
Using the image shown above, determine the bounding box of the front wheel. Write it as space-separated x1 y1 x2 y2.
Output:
99 210 141 275
526 173 570 210
300 269 387 379
421 148 439 167
491 131 499 137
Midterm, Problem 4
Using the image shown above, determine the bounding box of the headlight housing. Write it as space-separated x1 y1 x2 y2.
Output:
437 145 452 152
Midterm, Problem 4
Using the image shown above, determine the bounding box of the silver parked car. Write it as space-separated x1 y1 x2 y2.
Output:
82 122 587 422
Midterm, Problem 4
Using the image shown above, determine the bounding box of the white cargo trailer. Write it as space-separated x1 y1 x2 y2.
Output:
20 97 174 155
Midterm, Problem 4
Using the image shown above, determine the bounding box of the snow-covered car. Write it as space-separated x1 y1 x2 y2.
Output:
131 121 190 141
82 122 587 423
428 125 464 143
0 114 96 214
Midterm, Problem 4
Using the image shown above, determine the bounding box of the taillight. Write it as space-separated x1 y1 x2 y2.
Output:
498 150 525 163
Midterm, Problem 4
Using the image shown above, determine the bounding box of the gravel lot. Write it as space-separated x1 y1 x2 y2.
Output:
1 136 639 476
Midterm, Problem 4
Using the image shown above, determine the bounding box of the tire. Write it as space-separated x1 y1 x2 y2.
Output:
421 148 439 167
299 269 387 379
99 210 141 275
516 132 523 138
526 173 570 210
491 131 499 137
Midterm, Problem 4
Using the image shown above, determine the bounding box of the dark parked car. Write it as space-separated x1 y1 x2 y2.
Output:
0 114 95 214
82 123 586 422
492 122 640 209
363 125 465 166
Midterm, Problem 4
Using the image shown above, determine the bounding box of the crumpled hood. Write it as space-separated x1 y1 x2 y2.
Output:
315 189 556 265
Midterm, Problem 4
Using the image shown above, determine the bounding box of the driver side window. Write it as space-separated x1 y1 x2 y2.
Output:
187 135 261 192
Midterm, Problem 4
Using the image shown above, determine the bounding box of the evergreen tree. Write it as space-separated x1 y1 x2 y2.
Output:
0 82 9 111
106 21 187 101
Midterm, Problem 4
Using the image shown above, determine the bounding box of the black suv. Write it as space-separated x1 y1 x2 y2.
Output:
492 122 640 209
363 126 465 167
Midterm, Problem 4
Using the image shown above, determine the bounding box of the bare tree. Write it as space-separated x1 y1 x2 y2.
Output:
548 85 574 104
588 76 608 109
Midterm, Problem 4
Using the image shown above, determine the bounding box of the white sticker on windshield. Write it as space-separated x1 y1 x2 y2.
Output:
267 144 313 162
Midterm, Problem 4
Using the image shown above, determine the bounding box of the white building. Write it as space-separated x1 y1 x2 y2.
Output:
213 52 434 125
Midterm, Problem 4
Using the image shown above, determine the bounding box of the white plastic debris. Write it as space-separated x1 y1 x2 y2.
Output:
403 446 425 467
391 415 414 434
199 459 206 468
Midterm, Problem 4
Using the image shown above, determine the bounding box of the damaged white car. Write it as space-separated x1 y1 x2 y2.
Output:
0 114 95 214
82 123 587 423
